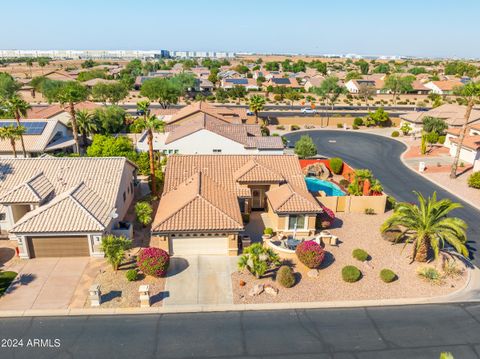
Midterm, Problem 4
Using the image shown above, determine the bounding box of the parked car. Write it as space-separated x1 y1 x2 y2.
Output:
246 110 254 116
301 108 317 114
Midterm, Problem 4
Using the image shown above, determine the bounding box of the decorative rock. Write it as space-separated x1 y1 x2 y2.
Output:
239 280 246 287
264 285 279 296
307 269 319 278
248 284 264 297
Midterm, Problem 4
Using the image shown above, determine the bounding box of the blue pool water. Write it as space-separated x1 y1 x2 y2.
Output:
305 177 345 196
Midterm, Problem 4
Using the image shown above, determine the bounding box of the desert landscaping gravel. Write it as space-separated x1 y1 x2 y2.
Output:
232 212 469 304
86 258 165 308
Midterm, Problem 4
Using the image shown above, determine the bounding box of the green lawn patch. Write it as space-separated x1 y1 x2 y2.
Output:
0 271 17 296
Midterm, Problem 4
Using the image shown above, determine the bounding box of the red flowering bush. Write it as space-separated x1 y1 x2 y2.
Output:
319 204 336 228
137 247 170 277
295 240 326 269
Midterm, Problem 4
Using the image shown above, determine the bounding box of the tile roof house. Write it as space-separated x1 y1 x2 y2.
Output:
0 157 138 258
445 124 480 173
0 119 74 158
151 155 323 256
266 77 302 89
424 80 463 95
400 104 480 128
135 103 284 155
27 101 102 126
221 78 260 90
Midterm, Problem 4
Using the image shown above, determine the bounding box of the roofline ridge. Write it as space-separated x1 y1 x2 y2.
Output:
68 183 107 230
198 196 243 228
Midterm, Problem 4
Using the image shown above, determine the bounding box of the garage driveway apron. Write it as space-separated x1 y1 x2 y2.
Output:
0 257 90 310
163 255 237 306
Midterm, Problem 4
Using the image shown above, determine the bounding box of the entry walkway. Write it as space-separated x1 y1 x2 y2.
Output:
163 255 237 306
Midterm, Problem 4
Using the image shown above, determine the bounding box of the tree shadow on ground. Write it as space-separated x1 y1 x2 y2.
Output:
6 273 37 294
101 290 122 303
166 257 189 277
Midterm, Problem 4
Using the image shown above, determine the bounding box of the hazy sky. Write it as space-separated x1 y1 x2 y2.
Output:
0 0 478 58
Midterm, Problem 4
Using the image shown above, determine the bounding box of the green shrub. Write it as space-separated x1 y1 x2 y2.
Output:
336 123 343 128
380 269 397 283
329 157 344 174
438 135 446 145
291 124 300 131
364 208 375 215
263 227 274 236
353 117 363 126
276 265 295 288
352 124 359 130
426 131 439 144
468 172 480 189
342 266 362 283
276 125 285 130
242 213 250 223
417 266 442 284
135 201 153 226
391 130 400 138
339 179 350 188
125 269 138 282
352 248 369 262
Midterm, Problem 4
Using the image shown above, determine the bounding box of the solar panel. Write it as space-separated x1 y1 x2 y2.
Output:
227 78 248 85
0 121 47 135
273 78 290 85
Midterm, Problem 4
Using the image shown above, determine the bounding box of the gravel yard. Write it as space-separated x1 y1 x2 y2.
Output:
232 212 469 304
86 256 166 308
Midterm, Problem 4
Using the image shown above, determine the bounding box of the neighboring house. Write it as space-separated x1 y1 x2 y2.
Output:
0 119 74 158
136 116 284 155
345 75 385 94
445 124 480 172
409 80 431 95
0 157 138 258
217 70 240 79
27 101 102 126
151 155 322 256
42 70 76 82
400 104 480 130
82 78 119 88
266 77 302 89
190 67 211 79
135 102 283 155
221 78 259 90
424 80 463 95
304 76 325 91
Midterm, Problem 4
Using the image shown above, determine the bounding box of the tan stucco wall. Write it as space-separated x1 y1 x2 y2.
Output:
151 235 170 253
228 234 238 256
349 195 387 214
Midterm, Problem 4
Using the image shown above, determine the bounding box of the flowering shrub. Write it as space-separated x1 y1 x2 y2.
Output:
295 240 326 269
319 204 335 228
137 247 170 277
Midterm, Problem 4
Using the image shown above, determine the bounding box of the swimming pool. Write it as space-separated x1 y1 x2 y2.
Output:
305 177 345 196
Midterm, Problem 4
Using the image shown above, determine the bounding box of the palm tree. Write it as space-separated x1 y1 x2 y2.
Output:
135 107 165 196
381 191 468 262
248 94 266 124
3 95 31 157
51 81 89 154
75 110 98 150
0 125 25 158
450 82 480 178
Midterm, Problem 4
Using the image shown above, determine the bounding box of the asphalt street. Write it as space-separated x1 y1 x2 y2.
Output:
284 130 480 265
1 304 480 358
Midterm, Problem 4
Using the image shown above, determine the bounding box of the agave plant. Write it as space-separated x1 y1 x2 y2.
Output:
238 243 280 278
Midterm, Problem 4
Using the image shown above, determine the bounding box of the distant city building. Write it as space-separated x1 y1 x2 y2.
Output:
0 49 170 59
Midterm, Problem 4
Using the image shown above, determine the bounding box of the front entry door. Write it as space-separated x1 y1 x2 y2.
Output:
252 189 264 209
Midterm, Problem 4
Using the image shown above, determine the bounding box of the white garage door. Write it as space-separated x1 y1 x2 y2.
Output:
171 236 229 256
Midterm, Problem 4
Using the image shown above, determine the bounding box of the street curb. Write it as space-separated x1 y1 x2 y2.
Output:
0 267 475 318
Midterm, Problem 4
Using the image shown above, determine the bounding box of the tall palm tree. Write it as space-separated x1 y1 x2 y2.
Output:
75 110 98 150
450 82 480 178
0 125 25 158
248 94 266 124
136 108 165 196
53 81 89 154
381 191 468 263
136 100 151 123
3 95 31 157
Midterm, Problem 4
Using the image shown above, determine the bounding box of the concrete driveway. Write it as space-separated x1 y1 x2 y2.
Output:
163 255 237 306
0 257 92 310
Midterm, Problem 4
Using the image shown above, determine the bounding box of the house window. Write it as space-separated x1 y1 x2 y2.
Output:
213 149 222 153
123 192 126 202
288 215 305 230
0 213 5 221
